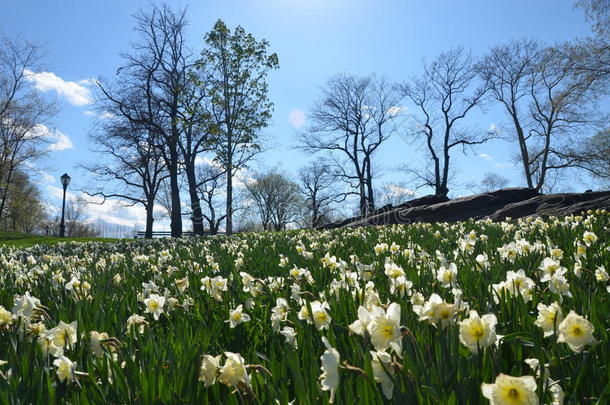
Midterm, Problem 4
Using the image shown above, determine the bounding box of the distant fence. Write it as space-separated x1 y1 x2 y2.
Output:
135 231 224 238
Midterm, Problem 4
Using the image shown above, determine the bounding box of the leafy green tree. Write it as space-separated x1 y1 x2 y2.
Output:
0 170 46 233
193 20 279 235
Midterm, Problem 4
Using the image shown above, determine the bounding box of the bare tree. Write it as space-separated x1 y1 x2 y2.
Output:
298 74 403 215
399 47 492 197
97 4 191 237
196 162 227 234
576 0 610 39
245 170 302 231
83 109 168 238
176 76 213 236
479 172 510 192
377 182 416 206
562 128 610 187
0 33 43 118
194 19 279 235
479 39 607 191
60 197 100 238
298 159 340 228
0 33 56 220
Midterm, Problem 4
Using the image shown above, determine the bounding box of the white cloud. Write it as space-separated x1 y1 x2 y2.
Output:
479 152 513 168
195 155 223 169
48 131 74 151
387 106 407 117
386 183 416 198
288 108 306 128
24 69 93 106
25 124 74 151
99 111 114 120
41 172 55 184
83 110 95 116
46 186 151 229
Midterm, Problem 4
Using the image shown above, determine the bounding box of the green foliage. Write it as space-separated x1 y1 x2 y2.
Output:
194 19 279 169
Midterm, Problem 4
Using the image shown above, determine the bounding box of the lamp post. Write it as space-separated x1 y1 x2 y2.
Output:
59 173 71 237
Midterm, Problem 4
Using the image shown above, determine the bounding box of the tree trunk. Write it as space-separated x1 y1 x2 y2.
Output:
439 155 450 197
511 111 534 188
168 144 183 237
184 160 205 235
225 162 233 235
365 159 375 214
145 203 154 238
0 165 15 220
535 130 553 192
358 177 367 216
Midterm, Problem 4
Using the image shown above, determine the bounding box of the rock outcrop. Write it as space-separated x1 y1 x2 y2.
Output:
320 188 610 229
318 194 449 229
488 190 610 221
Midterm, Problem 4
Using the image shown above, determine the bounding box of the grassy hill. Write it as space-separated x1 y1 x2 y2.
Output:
0 229 117 247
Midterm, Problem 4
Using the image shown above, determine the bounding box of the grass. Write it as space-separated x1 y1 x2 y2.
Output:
0 229 117 247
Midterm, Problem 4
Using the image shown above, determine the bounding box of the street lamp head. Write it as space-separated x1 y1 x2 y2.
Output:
60 173 71 189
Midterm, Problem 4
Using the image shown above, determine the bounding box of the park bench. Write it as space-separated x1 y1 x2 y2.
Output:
135 231 195 238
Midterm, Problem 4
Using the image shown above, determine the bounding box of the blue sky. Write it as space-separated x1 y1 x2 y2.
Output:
0 0 596 230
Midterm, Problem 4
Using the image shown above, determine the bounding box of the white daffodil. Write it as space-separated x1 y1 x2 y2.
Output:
218 352 249 387
371 350 394 399
475 253 490 271
557 311 597 353
12 291 41 319
415 294 457 329
582 231 597 246
38 329 64 357
303 301 331 331
595 265 608 282
319 337 340 403
198 354 221 387
227 304 251 328
390 276 413 298
348 305 384 336
436 263 458 288
367 303 402 353
271 298 290 321
459 310 498 354
481 374 539 405
144 293 165 320
280 326 298 349
126 314 148 335
174 277 189 293
89 331 110 358
384 262 405 279
53 355 77 383
535 302 563 337
50 321 78 350
0 306 13 330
